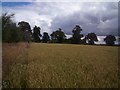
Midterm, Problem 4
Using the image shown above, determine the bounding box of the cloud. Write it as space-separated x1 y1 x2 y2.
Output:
50 2 118 35
2 2 118 36
1 0 119 2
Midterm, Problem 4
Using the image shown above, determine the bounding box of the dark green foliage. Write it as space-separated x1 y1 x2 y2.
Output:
3 13 114 46
50 28 66 43
2 13 24 42
104 35 116 46
86 33 98 45
2 13 14 29
42 32 50 43
32 25 42 42
71 25 82 44
2 13 15 42
50 31 56 40
18 21 31 32
80 35 87 44
18 21 32 42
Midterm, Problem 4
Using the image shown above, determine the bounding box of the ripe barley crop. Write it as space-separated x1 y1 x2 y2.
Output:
2 43 118 88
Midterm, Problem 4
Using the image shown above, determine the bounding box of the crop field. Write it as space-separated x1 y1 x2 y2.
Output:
2 43 118 88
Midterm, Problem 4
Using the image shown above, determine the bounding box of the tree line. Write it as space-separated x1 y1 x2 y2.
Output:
1 13 117 46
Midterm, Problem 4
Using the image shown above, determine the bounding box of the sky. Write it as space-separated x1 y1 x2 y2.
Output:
1 0 119 36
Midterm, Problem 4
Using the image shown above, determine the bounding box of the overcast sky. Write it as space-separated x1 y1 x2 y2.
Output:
2 0 119 36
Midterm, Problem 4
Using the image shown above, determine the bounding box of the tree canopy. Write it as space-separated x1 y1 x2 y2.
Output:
42 32 50 43
72 25 82 44
2 13 24 42
50 28 66 43
32 25 42 42
86 33 98 45
104 35 116 46
2 13 118 46
18 21 32 42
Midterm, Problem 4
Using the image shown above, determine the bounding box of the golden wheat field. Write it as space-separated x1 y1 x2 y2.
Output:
2 43 118 88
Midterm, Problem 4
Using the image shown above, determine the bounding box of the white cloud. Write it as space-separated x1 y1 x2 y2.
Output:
1 0 119 2
2 2 118 35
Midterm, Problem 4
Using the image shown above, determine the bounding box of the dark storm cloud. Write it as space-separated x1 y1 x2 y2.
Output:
3 2 118 36
50 2 118 35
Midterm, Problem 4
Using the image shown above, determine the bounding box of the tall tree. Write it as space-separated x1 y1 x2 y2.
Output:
42 32 50 43
2 13 14 30
86 33 98 45
32 25 42 42
18 21 32 42
2 13 23 42
104 35 116 46
50 28 66 43
72 25 82 44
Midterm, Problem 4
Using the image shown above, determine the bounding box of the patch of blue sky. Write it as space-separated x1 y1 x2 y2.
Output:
2 2 31 7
